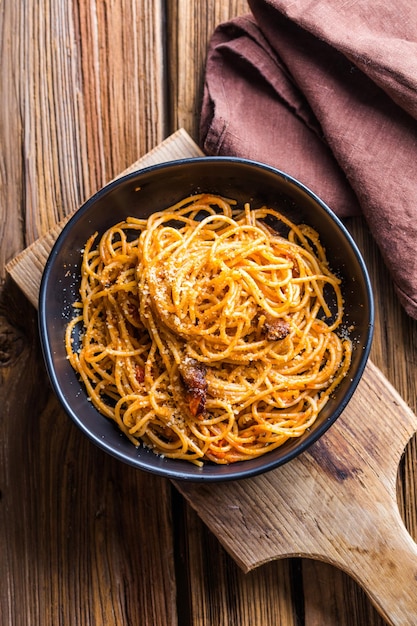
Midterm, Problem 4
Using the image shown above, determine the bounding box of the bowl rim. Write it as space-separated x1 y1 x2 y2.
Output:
38 156 375 481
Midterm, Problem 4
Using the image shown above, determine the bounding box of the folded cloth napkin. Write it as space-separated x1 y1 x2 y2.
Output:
200 0 417 319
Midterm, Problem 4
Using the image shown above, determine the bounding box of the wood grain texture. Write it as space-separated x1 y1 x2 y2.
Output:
0 1 26 277
3 0 167 247
2 0 417 625
0 1 175 625
166 0 249 140
173 492 298 626
0 276 178 626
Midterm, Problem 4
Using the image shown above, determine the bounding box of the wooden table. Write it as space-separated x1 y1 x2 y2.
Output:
1 2 416 624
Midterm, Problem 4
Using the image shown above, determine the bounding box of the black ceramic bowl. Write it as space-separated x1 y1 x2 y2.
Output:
39 157 374 481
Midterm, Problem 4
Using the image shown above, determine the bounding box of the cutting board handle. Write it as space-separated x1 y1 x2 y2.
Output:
329 476 417 626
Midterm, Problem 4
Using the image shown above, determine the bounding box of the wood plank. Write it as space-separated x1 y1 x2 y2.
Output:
11 0 167 245
166 0 249 140
0 1 26 277
179 501 297 626
0 2 177 625
303 560 386 626
0 314 177 625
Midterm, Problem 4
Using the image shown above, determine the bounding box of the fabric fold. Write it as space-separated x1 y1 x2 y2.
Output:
200 0 417 319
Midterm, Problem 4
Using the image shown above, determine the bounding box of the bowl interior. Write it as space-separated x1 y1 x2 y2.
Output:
39 157 374 481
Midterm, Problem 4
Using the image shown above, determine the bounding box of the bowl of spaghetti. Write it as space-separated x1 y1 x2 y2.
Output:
39 157 374 481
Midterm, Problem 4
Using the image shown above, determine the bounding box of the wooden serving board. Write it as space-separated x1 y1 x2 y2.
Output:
7 129 417 626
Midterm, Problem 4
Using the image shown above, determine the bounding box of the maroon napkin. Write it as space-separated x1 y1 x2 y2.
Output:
200 0 417 319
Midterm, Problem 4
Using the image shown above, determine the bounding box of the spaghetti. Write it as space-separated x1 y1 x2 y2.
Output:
65 193 352 465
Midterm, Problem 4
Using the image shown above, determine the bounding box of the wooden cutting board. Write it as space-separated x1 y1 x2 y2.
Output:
7 129 417 626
